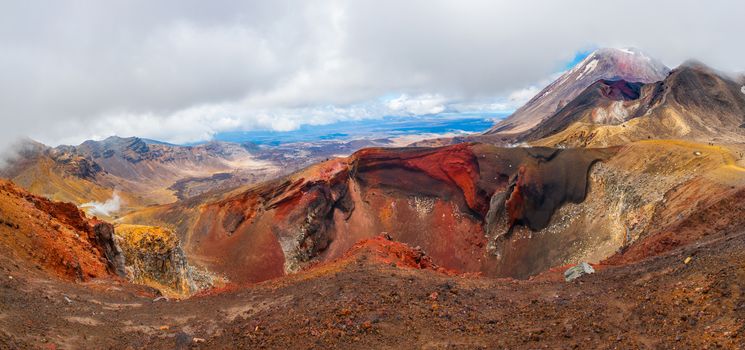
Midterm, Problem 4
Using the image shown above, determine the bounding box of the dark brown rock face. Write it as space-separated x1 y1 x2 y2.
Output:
93 222 127 278
497 148 600 231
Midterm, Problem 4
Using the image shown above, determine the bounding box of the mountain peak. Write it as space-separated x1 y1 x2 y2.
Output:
677 59 710 69
593 47 647 57
101 135 142 144
486 47 670 135
673 59 732 78
570 47 669 81
670 60 744 86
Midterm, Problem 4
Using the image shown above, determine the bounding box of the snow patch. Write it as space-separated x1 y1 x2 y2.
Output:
576 59 598 80
583 59 599 74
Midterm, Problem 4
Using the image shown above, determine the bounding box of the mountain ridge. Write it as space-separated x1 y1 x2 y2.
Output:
531 60 745 147
0 137 279 217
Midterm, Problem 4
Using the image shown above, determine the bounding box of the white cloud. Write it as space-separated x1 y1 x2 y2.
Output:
43 99 394 146
1 1 744 149
386 94 447 115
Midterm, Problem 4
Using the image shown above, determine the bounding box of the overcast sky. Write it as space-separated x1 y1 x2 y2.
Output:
1 0 744 150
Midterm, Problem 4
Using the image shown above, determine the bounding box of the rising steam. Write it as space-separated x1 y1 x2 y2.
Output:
81 191 122 217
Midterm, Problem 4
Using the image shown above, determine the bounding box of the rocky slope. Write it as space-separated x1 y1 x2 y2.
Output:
485 48 670 137
515 79 647 142
0 177 223 301
67 137 273 194
2 219 744 349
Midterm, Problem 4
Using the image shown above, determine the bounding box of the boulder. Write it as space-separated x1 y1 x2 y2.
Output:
564 262 595 282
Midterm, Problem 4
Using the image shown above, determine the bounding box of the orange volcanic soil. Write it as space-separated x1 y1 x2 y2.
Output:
0 179 124 281
1 218 744 349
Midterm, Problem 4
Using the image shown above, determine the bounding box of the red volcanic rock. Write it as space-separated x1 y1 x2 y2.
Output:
26 195 91 233
505 165 529 227
341 235 451 273
187 158 350 283
173 143 611 284
352 143 486 216
597 79 642 100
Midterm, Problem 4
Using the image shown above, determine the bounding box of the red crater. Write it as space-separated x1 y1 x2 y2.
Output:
173 143 611 284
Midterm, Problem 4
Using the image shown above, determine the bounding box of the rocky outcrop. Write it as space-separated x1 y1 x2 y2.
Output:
114 224 220 297
48 150 104 180
92 222 127 277
333 235 449 273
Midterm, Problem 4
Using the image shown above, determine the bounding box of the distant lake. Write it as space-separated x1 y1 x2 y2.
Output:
213 112 507 145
